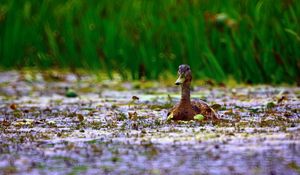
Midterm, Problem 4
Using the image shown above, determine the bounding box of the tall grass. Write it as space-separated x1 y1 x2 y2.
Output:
0 0 299 84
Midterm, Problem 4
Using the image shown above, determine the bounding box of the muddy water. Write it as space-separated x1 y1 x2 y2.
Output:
0 71 299 175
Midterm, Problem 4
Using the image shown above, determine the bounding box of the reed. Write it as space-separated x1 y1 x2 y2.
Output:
0 0 299 84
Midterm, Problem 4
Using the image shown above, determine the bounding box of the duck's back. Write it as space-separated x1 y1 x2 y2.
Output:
168 100 219 121
191 100 219 120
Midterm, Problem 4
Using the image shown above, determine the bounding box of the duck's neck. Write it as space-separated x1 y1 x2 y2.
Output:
179 82 191 105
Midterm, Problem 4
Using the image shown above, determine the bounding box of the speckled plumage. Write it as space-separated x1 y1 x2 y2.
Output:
168 64 218 121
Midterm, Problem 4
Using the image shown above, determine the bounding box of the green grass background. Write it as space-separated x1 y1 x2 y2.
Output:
0 0 299 84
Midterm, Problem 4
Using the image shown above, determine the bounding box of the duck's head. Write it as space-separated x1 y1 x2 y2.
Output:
175 64 192 85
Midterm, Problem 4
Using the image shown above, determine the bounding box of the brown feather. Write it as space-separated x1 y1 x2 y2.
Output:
168 64 219 121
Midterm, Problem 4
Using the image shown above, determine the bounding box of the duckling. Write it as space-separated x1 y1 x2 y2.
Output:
168 64 218 121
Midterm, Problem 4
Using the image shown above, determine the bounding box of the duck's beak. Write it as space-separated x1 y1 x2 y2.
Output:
175 74 185 85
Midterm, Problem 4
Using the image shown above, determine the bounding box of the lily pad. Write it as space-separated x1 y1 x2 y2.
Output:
65 88 78 97
193 114 205 121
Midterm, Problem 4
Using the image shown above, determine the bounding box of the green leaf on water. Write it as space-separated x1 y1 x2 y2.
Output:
194 114 205 121
65 88 78 98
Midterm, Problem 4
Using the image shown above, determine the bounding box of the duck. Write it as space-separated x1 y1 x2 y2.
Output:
168 64 219 121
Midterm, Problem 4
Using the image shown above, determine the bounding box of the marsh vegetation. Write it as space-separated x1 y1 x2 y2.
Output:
1 0 299 83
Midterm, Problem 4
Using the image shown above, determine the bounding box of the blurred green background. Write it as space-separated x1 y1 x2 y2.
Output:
0 0 299 84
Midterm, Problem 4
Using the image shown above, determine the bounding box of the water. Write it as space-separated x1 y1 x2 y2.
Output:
0 71 299 175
